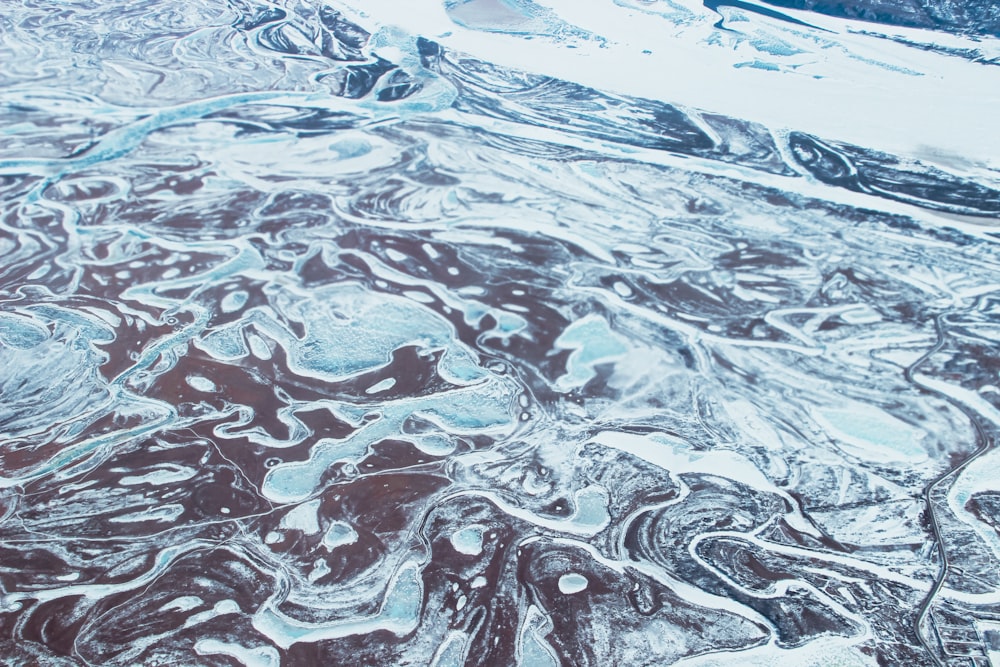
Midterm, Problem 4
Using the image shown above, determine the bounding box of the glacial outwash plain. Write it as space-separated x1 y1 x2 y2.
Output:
1 0 999 665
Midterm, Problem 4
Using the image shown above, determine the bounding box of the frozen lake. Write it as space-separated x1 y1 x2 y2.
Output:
1 0 999 664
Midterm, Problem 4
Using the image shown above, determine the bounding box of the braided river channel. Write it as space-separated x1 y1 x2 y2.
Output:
1 0 1000 665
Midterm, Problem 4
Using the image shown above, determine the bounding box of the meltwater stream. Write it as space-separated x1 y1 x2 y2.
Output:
1 1 1000 665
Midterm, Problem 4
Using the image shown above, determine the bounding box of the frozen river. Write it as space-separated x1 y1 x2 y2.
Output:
1 1 999 665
